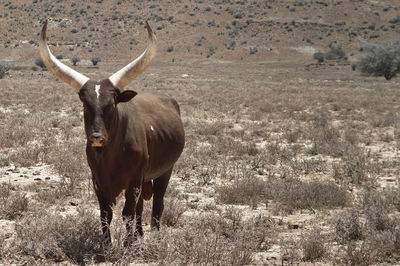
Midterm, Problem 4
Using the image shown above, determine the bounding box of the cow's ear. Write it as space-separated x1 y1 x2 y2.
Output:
117 90 137 103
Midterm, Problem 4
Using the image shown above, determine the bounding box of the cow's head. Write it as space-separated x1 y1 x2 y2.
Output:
39 19 156 147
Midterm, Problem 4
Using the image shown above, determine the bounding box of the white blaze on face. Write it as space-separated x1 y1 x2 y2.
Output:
95 84 100 99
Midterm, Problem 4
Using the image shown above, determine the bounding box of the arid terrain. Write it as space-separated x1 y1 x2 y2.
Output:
2 0 400 265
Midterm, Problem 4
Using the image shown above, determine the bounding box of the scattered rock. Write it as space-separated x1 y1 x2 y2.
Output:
288 224 300 229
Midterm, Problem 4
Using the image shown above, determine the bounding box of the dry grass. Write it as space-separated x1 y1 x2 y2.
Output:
1 62 400 264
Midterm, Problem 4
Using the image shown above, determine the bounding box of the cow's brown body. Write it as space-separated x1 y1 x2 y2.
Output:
85 88 185 240
86 92 184 205
39 20 184 244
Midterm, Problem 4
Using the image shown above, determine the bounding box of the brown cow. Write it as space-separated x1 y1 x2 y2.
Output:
39 19 185 245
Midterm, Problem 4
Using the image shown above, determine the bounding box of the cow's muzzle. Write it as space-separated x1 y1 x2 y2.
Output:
89 132 106 147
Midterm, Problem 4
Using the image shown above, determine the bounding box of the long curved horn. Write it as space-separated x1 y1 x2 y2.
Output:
39 19 89 92
108 21 157 90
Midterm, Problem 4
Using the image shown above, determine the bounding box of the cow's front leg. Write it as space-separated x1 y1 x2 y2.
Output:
98 198 113 246
122 184 141 247
135 196 144 237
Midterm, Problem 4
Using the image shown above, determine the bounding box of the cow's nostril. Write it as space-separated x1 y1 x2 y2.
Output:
90 132 106 147
91 132 103 140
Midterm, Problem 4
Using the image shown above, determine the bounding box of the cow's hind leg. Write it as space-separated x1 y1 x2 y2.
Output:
134 181 152 238
151 167 173 230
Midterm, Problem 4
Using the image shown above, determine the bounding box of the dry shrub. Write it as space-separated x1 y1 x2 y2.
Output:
213 137 259 157
9 207 104 264
301 227 326 261
45 142 90 195
288 158 327 175
282 125 303 143
0 183 11 200
0 153 10 167
217 176 348 211
216 176 266 207
304 113 364 158
266 178 349 212
94 210 271 265
280 237 302 264
333 208 364 243
344 127 359 145
334 188 400 264
35 187 70 205
367 228 400 262
137 212 271 265
343 242 372 266
332 148 381 185
195 120 225 136
307 113 340 140
0 183 28 220
0 123 34 148
266 141 297 162
385 186 400 211
161 197 187 227
369 111 397 127
9 145 42 167
362 189 393 231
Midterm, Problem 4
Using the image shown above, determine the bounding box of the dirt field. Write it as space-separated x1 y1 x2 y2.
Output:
1 60 400 264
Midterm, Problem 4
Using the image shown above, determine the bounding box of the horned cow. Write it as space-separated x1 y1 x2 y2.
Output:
39 19 185 244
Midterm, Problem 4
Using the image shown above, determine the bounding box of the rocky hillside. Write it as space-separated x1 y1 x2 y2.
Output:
1 0 400 64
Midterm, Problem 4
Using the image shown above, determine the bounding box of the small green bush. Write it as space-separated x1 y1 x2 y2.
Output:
91 57 101 66
34 57 46 69
0 63 8 79
355 40 400 80
313 43 347 63
71 56 81 66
